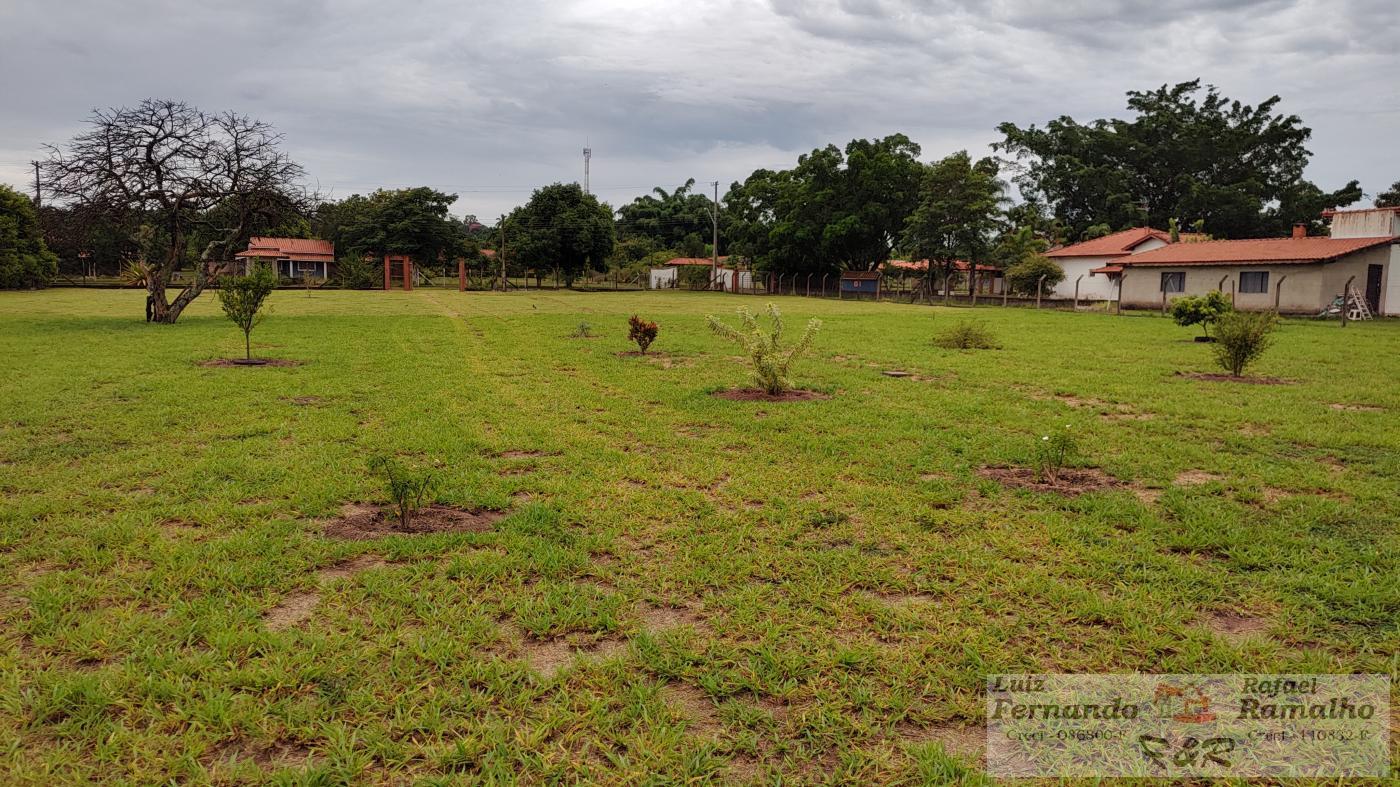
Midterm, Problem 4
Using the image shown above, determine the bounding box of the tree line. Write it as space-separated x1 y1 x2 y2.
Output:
5 82 1397 318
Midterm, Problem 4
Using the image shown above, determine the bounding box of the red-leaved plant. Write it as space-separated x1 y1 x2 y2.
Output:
628 315 658 354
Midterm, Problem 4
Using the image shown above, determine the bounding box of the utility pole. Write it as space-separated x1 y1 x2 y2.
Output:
498 214 508 291
711 180 719 290
32 161 41 207
583 147 591 196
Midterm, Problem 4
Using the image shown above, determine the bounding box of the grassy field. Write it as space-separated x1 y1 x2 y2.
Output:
1 288 1396 784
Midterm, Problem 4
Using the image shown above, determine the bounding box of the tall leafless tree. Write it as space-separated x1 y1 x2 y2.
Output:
42 99 307 322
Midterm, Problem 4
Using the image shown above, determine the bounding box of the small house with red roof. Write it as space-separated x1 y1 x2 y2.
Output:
1044 227 1175 301
1116 210 1397 314
234 237 336 279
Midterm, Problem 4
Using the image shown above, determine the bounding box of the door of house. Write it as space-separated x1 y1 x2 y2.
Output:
1364 264 1383 314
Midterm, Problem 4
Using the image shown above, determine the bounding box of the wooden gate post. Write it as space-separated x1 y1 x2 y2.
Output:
403 258 412 291
458 259 466 291
383 255 391 291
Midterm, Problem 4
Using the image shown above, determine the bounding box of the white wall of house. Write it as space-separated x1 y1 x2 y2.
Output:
649 267 677 288
1119 245 1394 315
1049 256 1121 300
1048 238 1167 300
1329 210 1400 239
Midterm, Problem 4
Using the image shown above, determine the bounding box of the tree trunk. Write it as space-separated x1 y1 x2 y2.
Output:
245 329 252 360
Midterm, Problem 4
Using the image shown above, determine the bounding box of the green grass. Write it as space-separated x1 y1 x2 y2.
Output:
0 288 1396 784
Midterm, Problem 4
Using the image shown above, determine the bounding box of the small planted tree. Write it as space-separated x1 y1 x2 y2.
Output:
216 264 278 362
1211 310 1277 377
707 303 821 395
627 315 658 353
367 456 436 529
1170 291 1232 340
1034 425 1078 483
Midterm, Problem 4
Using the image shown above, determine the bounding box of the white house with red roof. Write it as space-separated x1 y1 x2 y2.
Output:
1116 207 1398 315
1044 227 1173 301
234 237 336 279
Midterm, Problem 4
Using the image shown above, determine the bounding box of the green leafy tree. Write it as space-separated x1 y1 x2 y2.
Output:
334 254 378 289
0 184 59 288
1376 181 1400 208
216 264 278 361
616 180 715 251
324 187 470 275
1212 311 1277 377
724 135 924 275
902 151 1006 297
1170 291 1233 338
992 224 1050 269
707 303 821 395
1003 254 1065 295
996 80 1361 239
507 183 615 286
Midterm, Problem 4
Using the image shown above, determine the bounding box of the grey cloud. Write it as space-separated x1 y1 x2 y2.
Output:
0 0 1394 217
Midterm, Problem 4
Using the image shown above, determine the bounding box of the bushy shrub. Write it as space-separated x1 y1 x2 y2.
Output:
367 456 436 528
0 184 59 289
627 315 658 353
216 264 278 360
1170 291 1232 338
1211 310 1276 377
1035 425 1078 483
1004 254 1065 295
933 321 1000 350
336 254 377 289
572 321 593 338
707 303 821 395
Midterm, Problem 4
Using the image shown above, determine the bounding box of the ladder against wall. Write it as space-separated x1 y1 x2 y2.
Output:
1346 285 1373 321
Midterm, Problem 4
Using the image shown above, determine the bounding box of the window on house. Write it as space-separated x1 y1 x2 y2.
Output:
1239 271 1269 294
1160 272 1185 293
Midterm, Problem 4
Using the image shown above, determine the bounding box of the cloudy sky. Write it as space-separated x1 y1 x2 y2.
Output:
2 0 1396 219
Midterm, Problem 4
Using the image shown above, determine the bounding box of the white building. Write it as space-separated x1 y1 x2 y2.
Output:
1044 227 1172 301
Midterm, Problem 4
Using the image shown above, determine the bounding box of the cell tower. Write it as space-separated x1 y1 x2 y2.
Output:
583 147 592 195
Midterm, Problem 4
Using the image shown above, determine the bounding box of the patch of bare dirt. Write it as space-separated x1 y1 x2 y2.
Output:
315 555 386 582
663 683 723 737
496 449 554 459
896 722 984 759
197 358 303 368
285 396 322 406
637 602 706 631
1175 470 1225 486
204 738 313 769
868 591 939 607
1207 612 1269 640
520 635 629 679
1176 372 1290 385
264 591 320 631
496 466 534 477
1238 423 1271 436
976 466 1124 496
157 518 203 537
1133 488 1163 505
712 388 831 402
1328 403 1384 412
323 502 504 540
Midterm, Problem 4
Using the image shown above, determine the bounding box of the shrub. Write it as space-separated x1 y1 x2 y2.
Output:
0 184 59 289
216 264 278 360
627 315 658 353
707 303 821 395
367 456 436 528
1034 425 1078 483
1170 291 1232 338
1004 254 1065 295
336 254 377 289
572 321 593 338
933 321 1000 350
1211 310 1277 377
